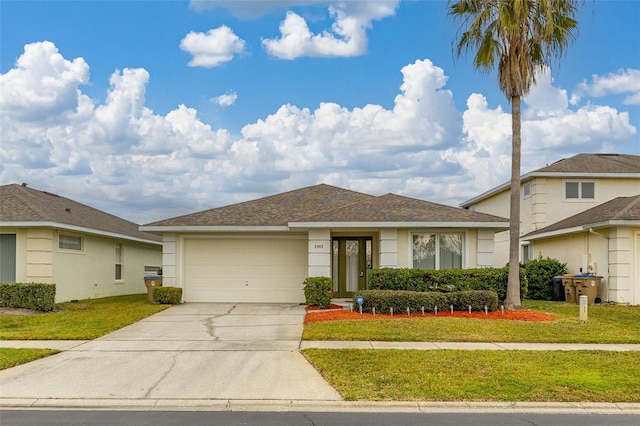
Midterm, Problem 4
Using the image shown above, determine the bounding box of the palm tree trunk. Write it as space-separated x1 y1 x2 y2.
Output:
506 94 522 309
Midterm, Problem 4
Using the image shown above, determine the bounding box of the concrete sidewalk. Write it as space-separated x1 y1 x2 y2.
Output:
3 340 640 351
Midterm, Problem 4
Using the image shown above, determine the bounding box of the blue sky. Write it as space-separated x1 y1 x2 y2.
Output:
1 0 638 223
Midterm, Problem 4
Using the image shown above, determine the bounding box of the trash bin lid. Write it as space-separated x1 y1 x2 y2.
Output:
144 275 162 279
573 274 603 278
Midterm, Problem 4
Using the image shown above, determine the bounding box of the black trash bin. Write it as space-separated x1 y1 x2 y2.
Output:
552 276 565 301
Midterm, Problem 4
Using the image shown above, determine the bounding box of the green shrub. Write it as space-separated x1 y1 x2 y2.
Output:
303 276 333 308
368 267 526 303
447 290 499 311
352 289 498 314
153 286 182 304
524 256 567 300
0 283 56 311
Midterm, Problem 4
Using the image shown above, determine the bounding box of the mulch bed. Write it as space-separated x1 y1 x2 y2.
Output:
304 308 557 324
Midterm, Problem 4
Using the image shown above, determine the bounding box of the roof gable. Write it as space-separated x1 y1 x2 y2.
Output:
524 194 640 239
143 184 374 227
144 185 508 229
0 184 161 243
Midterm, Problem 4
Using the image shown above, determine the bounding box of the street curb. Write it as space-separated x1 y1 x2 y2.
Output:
1 398 639 413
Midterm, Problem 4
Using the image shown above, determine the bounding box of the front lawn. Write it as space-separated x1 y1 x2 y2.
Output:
0 348 60 370
303 348 640 402
303 300 640 344
0 294 168 340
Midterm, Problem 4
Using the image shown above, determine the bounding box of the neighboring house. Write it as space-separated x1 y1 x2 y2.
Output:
522 196 640 305
460 153 640 305
0 183 162 302
141 184 508 303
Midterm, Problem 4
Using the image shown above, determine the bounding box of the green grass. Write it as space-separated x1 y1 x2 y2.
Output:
0 294 168 340
303 348 640 402
0 348 60 370
303 300 640 343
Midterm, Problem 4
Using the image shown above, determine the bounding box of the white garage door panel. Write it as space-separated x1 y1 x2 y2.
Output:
184 238 308 303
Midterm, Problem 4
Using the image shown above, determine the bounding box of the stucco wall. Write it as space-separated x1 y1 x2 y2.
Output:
528 226 640 305
471 177 640 234
52 232 161 302
3 227 161 302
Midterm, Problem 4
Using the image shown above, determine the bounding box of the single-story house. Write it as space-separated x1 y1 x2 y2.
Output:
0 183 162 302
523 195 640 305
141 184 509 303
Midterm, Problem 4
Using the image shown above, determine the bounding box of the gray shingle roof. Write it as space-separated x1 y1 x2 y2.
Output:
0 183 161 243
294 193 508 224
524 195 640 238
144 184 374 227
144 184 508 228
535 153 640 174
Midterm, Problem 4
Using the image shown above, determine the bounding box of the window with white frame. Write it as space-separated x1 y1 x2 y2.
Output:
412 233 464 270
59 234 83 251
115 243 123 280
523 183 531 197
565 181 595 200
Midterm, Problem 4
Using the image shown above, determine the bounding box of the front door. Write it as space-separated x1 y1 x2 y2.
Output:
332 237 372 298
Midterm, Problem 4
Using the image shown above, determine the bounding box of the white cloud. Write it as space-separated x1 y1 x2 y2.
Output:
574 68 640 105
0 41 637 223
523 67 569 117
0 41 90 121
180 26 245 68
262 1 399 59
211 91 238 107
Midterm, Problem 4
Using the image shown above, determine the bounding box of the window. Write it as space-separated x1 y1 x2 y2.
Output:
115 243 123 280
523 183 531 197
144 266 161 274
565 181 595 200
59 234 82 251
522 244 533 264
413 233 463 270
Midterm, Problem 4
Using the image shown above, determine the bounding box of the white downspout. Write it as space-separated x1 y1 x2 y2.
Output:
589 228 610 303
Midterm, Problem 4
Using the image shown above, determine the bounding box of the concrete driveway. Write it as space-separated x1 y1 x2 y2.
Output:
0 303 342 403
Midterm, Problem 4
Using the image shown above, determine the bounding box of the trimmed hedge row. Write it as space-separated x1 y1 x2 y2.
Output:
0 282 56 312
153 286 183 304
352 289 499 314
368 267 527 302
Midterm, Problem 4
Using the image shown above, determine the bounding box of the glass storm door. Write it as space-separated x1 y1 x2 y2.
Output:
332 237 372 298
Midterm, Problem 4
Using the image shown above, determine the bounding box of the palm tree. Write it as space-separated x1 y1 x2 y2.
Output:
449 0 578 308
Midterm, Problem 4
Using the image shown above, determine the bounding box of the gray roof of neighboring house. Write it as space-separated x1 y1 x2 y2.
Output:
143 184 508 230
461 153 640 208
0 183 161 243
523 195 640 239
535 153 640 174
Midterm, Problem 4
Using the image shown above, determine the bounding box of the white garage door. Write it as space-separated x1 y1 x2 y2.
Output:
183 237 308 303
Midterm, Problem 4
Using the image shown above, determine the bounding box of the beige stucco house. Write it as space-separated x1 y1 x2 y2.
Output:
0 183 162 302
141 184 508 303
523 196 640 305
460 153 640 304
